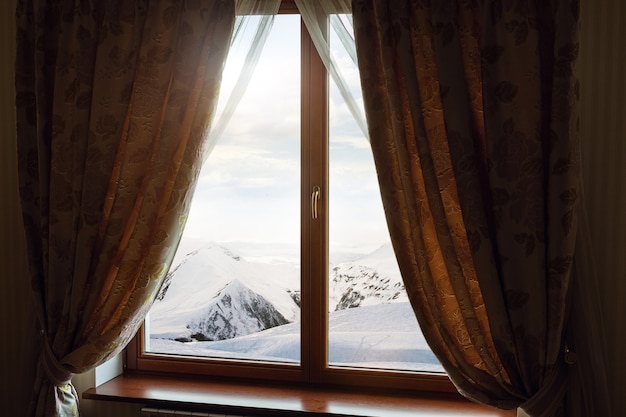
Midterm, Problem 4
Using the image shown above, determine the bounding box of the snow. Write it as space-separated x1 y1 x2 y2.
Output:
150 303 443 372
147 240 444 373
150 241 300 339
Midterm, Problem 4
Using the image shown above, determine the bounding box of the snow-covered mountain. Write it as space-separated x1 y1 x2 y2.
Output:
147 240 442 371
329 243 406 311
150 241 407 342
149 242 300 341
181 279 289 342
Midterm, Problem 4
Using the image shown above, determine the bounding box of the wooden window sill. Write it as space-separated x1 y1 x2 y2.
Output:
83 373 516 417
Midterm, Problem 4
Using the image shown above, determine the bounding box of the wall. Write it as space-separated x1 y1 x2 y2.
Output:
578 0 626 415
0 0 38 414
1 0 624 416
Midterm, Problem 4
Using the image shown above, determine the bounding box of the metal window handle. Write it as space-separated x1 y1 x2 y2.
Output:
311 186 321 219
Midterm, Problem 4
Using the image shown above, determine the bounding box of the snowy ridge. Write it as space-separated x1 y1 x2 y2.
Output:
183 279 289 342
329 243 407 311
152 241 407 341
149 242 299 341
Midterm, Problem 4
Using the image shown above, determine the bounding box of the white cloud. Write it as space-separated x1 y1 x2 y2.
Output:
200 144 299 188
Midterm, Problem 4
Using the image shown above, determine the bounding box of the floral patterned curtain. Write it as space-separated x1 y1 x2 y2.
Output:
352 0 596 415
14 0 235 415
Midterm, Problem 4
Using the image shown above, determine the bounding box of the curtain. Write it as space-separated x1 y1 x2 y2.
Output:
352 1 609 416
295 0 368 139
14 0 235 415
205 0 281 156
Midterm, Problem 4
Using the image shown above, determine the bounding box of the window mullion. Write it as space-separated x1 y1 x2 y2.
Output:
300 16 329 384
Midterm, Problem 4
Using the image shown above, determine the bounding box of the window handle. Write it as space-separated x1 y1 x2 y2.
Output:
311 186 321 219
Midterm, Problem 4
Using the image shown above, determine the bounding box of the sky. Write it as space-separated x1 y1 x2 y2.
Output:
181 14 391 258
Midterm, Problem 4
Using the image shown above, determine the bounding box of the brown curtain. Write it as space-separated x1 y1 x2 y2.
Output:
14 0 235 415
352 1 599 416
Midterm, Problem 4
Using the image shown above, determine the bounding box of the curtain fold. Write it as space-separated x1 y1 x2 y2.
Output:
352 1 606 416
565 195 612 417
204 0 281 158
14 1 235 415
295 0 368 139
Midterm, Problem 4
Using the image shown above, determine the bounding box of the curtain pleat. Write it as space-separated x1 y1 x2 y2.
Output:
15 1 235 415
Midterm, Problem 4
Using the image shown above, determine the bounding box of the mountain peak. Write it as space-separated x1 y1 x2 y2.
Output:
185 279 289 341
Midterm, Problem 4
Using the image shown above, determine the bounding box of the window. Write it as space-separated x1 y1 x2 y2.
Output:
128 1 449 393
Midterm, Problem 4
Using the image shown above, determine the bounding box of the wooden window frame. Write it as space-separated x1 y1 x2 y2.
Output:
126 0 454 395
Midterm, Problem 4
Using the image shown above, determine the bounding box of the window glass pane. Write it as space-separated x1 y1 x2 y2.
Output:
327 15 444 373
145 15 301 364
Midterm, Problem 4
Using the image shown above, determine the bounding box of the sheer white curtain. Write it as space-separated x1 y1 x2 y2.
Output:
294 0 368 139
203 0 281 161
205 0 367 164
